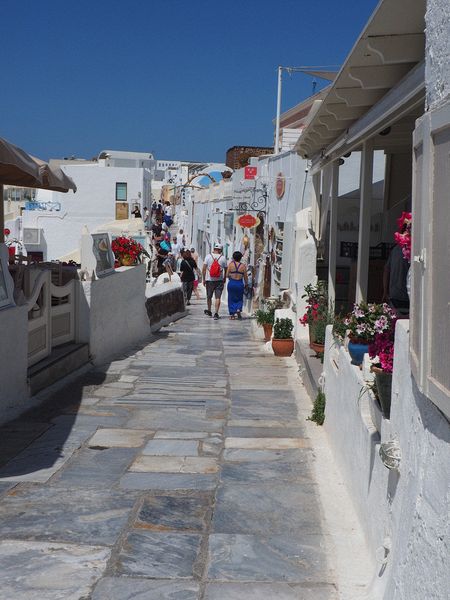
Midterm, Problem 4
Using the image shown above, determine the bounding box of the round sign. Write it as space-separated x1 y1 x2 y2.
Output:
237 214 260 229
275 172 285 199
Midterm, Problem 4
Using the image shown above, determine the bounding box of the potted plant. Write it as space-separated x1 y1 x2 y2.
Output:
254 298 283 341
344 302 396 366
369 327 396 418
300 282 328 347
111 236 150 266
272 317 294 356
309 310 333 356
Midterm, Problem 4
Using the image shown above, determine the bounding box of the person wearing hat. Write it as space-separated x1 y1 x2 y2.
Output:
202 243 227 319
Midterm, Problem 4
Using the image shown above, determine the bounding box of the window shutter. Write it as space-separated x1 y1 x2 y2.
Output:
409 115 429 392
427 106 450 415
411 103 450 420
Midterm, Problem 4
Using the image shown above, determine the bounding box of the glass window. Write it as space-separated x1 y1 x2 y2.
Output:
115 182 127 201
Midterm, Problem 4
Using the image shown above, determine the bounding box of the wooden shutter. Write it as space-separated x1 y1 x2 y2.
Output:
411 103 450 419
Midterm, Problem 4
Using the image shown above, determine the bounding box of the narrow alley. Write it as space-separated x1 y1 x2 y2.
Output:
0 302 347 599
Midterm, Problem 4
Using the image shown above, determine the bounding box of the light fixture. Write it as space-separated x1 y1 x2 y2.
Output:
379 439 401 470
379 127 391 136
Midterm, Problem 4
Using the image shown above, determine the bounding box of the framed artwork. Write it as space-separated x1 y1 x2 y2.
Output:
91 233 115 277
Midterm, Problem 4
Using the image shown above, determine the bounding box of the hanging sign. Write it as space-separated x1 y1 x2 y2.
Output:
244 166 257 180
275 172 286 199
237 213 260 229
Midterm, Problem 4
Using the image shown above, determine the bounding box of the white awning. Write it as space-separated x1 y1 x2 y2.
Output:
296 0 426 163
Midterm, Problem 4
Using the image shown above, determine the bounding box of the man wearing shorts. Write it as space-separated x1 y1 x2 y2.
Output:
202 243 227 320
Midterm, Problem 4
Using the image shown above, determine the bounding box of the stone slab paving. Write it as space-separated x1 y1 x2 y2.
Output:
0 301 337 599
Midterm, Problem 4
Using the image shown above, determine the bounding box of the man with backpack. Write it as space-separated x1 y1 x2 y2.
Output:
202 243 227 320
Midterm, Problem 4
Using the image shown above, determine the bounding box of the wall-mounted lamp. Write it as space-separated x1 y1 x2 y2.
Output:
379 439 401 470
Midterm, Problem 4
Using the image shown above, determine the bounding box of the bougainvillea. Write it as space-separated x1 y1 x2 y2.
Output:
369 330 396 373
394 211 412 262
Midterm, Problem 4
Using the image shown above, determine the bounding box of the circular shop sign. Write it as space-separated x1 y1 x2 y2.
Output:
237 213 260 229
275 172 285 199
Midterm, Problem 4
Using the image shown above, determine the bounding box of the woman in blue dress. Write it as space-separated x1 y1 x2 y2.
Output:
226 251 248 319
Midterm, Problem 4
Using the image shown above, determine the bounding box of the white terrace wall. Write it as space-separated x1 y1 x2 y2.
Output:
323 321 450 599
0 305 29 424
78 265 150 365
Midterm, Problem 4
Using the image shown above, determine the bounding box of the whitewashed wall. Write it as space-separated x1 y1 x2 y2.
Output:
78 265 150 365
323 321 450 599
425 0 450 109
0 305 29 424
22 164 151 261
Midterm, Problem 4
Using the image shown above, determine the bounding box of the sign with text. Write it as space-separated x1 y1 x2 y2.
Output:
236 213 260 229
275 172 286 199
244 166 257 180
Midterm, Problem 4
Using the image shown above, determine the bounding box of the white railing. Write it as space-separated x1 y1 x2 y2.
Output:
26 270 78 367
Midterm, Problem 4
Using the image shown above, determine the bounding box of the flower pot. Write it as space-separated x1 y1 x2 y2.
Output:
119 254 136 266
348 337 370 366
272 338 294 357
262 323 273 342
310 341 325 356
371 366 392 419
308 324 316 348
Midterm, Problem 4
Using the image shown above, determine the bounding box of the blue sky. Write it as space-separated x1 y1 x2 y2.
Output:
1 0 378 163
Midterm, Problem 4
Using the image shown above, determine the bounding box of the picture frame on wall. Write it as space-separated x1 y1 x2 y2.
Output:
91 233 115 278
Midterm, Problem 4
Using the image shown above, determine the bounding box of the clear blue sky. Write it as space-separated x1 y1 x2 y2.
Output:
1 0 378 163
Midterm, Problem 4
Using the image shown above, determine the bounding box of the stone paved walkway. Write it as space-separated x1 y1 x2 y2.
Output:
0 301 338 600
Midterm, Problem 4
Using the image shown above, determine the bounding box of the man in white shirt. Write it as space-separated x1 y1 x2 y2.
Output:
202 243 227 320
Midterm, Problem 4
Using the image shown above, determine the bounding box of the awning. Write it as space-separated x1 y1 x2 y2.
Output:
32 157 77 193
0 137 43 188
296 0 426 161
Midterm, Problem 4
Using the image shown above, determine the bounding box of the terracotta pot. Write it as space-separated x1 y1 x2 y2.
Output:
272 338 294 357
310 341 325 355
119 254 136 266
262 323 273 342
371 366 392 419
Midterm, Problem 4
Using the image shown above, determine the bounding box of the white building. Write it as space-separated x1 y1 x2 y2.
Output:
19 151 154 261
292 0 449 598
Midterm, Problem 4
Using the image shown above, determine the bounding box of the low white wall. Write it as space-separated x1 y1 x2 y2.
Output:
323 321 450 599
0 304 29 423
79 265 150 365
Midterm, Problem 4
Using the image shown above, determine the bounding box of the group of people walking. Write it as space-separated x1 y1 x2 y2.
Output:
202 243 248 320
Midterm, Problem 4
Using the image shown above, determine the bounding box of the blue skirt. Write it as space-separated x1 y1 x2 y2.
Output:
227 278 244 315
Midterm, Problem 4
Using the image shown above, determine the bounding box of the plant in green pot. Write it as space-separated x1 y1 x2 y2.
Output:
369 326 396 419
272 317 294 357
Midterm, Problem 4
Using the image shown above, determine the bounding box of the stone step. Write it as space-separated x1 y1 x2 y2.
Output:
28 342 90 396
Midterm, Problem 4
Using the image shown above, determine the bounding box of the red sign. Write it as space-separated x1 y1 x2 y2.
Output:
244 166 257 180
237 214 260 229
275 172 285 199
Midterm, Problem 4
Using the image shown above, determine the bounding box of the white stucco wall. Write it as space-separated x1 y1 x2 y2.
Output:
323 321 450 599
21 164 151 261
425 0 450 109
78 265 150 365
0 304 29 424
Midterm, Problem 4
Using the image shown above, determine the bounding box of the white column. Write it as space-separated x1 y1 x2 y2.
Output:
311 172 321 235
328 161 339 310
275 66 282 155
356 140 374 303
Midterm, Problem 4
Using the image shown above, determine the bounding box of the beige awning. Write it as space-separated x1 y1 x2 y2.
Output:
0 137 43 187
32 157 77 193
